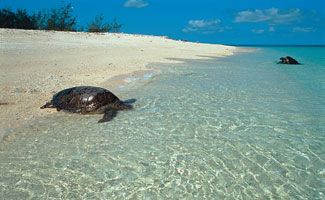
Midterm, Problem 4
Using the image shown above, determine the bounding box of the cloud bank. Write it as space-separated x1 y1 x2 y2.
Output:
235 8 302 24
124 0 148 8
182 19 230 34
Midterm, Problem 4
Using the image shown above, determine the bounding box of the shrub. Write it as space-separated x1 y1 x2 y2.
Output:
88 15 122 33
0 4 122 33
0 8 16 28
109 18 122 33
45 3 77 31
88 15 110 33
0 8 38 29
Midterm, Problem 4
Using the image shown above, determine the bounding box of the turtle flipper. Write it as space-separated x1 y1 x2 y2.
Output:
98 109 117 123
113 100 133 110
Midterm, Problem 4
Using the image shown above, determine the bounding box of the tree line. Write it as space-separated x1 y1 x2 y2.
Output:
0 3 122 32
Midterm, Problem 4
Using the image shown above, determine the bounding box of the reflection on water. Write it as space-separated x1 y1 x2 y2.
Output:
1 47 325 199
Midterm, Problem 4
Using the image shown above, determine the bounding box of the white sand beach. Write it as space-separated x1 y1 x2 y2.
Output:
0 28 236 138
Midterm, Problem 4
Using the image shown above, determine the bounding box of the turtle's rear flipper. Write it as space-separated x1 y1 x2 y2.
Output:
40 101 55 109
123 98 137 104
98 109 117 123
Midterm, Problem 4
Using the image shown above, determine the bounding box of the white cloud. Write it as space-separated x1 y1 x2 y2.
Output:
235 8 302 24
124 0 148 8
293 27 316 32
182 19 230 34
251 29 265 34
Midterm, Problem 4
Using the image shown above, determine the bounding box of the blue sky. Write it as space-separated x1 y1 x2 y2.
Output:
1 0 324 45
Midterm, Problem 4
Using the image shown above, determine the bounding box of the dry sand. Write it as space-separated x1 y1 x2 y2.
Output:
0 28 237 138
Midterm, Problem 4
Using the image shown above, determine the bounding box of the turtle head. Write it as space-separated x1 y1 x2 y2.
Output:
40 101 55 109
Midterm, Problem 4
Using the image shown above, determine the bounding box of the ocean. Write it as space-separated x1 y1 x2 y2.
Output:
1 46 324 199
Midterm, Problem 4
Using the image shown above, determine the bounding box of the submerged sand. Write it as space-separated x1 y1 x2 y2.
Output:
0 28 236 138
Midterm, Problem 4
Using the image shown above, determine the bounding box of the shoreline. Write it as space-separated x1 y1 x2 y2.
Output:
0 28 238 139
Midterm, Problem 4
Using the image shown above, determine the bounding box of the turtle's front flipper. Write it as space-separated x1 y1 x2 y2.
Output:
98 109 117 123
40 101 55 109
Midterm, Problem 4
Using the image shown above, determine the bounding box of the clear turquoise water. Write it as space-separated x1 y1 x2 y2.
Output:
1 47 324 199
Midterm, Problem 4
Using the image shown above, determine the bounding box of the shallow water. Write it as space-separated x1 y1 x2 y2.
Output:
1 47 325 199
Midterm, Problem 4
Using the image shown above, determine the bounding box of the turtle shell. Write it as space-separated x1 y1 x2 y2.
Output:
52 86 120 113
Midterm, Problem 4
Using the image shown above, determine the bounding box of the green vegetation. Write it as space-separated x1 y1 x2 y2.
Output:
45 3 77 31
88 15 122 33
0 3 122 33
0 8 38 30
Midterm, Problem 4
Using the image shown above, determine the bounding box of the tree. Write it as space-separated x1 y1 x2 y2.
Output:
109 18 122 33
88 15 122 33
0 4 122 33
15 9 38 29
46 3 76 31
32 10 48 30
0 8 16 28
0 8 37 29
88 15 110 33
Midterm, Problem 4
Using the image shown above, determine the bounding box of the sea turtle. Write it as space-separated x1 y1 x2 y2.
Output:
278 56 300 65
40 86 134 123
